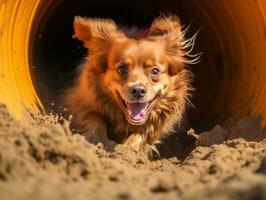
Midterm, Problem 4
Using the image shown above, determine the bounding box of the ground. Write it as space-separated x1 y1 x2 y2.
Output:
0 104 265 200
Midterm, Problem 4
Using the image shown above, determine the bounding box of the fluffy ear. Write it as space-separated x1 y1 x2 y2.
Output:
73 16 125 44
73 16 125 72
148 15 192 76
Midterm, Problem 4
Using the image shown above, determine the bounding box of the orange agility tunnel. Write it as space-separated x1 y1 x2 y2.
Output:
1 0 266 130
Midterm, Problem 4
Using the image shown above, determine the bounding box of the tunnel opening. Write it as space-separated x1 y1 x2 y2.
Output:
32 0 234 133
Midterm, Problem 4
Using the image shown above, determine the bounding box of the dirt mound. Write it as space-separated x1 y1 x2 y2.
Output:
0 104 265 200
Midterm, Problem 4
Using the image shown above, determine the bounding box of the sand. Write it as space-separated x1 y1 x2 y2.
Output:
0 104 265 200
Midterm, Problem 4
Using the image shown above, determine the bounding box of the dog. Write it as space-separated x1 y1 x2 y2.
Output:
64 15 199 152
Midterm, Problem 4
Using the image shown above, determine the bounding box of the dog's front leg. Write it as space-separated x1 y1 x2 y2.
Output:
122 133 144 151
83 114 116 149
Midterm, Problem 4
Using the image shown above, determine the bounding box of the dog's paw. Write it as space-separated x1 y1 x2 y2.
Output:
122 133 144 151
99 139 117 151
86 134 117 151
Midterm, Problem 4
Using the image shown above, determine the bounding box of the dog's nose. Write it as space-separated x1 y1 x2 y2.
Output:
129 84 147 100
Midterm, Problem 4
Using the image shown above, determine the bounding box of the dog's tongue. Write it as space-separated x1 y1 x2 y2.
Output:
127 102 149 121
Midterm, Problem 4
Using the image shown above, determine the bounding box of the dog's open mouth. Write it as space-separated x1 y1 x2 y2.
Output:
116 92 158 125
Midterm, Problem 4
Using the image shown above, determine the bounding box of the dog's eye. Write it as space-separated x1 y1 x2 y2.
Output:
117 66 128 75
151 68 160 76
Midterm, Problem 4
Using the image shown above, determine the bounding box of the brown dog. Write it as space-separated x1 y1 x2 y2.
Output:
65 15 198 152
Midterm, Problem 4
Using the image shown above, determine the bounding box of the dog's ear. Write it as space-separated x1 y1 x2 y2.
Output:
73 16 125 72
148 15 191 76
74 16 124 44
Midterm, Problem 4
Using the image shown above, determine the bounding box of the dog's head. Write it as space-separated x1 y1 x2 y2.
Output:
74 15 194 125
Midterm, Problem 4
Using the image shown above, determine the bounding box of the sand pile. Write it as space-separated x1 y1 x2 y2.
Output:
0 104 265 200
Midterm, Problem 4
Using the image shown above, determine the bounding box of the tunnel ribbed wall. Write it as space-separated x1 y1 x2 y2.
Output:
0 0 266 126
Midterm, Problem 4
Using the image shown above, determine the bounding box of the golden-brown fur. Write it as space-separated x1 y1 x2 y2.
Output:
64 15 197 151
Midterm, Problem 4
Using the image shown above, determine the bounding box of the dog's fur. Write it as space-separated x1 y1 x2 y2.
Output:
65 15 198 151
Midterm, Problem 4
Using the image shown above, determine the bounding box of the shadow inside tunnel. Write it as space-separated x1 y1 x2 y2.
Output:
157 131 197 161
157 116 266 161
